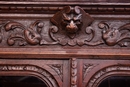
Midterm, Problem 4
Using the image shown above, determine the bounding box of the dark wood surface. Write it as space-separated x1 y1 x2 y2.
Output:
0 0 129 87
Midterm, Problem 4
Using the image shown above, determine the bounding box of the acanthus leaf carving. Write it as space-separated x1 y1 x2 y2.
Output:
99 22 130 47
48 64 63 81
83 63 98 80
4 21 44 46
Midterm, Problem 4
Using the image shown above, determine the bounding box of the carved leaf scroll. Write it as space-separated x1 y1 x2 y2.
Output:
4 21 44 46
83 64 97 80
99 22 130 47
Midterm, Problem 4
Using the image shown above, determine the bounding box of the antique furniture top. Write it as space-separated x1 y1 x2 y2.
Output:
0 1 130 59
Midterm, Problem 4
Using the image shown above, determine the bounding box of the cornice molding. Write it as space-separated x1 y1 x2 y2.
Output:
0 2 130 14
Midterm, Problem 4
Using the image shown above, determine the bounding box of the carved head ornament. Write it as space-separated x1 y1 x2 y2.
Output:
51 6 94 39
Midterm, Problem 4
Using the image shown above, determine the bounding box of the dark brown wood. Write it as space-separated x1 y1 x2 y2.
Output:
0 1 129 87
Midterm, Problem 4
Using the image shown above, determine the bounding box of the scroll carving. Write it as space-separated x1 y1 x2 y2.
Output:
0 6 130 47
50 6 102 46
71 58 77 87
99 22 130 47
5 21 44 46
48 64 63 81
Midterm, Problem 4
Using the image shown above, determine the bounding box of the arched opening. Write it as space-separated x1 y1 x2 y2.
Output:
98 76 130 87
0 76 48 87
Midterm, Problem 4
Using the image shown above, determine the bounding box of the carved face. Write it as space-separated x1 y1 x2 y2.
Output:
61 13 82 34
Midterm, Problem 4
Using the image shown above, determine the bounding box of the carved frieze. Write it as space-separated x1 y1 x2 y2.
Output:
0 6 129 47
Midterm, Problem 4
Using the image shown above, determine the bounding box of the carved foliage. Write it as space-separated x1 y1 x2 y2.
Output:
50 6 98 46
71 58 77 87
48 64 63 81
99 22 130 47
5 21 44 46
83 64 97 80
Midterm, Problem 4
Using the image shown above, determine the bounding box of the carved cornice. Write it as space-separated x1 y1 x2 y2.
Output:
0 2 130 14
0 64 59 87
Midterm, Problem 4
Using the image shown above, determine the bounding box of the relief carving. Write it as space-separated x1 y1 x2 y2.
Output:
5 21 44 46
0 65 58 87
87 65 130 87
48 64 63 81
99 22 130 47
0 6 129 47
71 58 77 87
83 64 98 80
50 6 100 46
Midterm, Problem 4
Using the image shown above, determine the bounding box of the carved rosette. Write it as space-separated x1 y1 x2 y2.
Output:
71 58 77 87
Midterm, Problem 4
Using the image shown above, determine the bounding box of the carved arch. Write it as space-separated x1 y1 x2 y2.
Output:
86 65 130 87
0 65 59 87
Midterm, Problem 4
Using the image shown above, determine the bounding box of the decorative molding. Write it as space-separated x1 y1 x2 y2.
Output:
48 64 63 81
83 64 98 80
99 22 130 47
87 65 130 87
71 58 77 87
0 2 130 14
0 64 58 87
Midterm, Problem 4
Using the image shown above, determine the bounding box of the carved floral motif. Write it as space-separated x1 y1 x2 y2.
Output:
48 64 63 81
